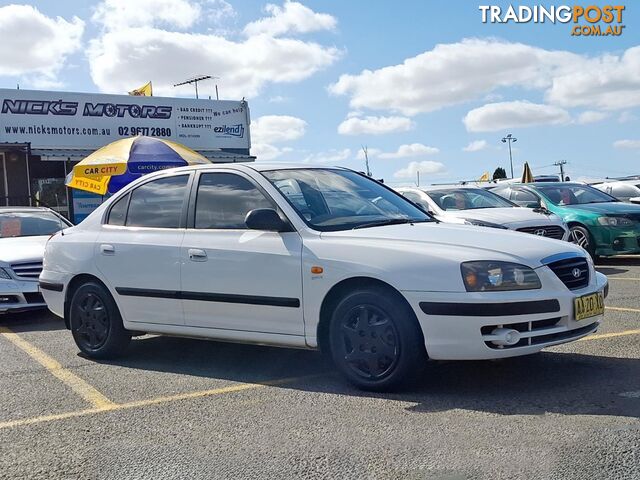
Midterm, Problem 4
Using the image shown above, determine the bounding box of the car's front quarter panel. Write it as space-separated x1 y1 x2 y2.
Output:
39 227 101 318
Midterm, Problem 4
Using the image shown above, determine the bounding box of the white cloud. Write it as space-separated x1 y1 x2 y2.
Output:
303 148 351 164
393 160 446 179
251 115 307 144
243 1 336 37
576 111 609 125
88 27 341 98
252 143 292 161
337 115 414 135
0 5 84 78
463 140 489 152
330 38 640 116
546 46 640 111
619 111 637 124
613 140 640 150
92 0 224 30
463 101 571 132
251 115 306 161
329 38 578 116
378 143 439 159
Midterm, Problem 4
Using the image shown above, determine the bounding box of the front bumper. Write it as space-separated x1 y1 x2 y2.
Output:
0 278 47 314
403 269 608 360
592 224 640 256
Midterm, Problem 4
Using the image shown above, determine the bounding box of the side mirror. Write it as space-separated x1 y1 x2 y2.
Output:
525 201 541 208
629 197 640 205
245 208 290 232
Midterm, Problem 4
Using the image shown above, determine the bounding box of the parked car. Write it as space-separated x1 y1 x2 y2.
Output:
41 165 607 390
492 182 640 257
0 207 72 313
592 180 640 204
396 186 568 240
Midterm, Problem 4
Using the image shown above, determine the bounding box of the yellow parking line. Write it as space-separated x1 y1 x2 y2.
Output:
579 328 640 342
606 277 640 281
0 326 116 409
606 306 640 313
0 374 321 430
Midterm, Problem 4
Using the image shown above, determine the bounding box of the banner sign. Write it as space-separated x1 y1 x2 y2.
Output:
0 89 250 151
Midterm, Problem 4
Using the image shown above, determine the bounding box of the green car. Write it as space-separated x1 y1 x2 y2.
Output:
492 182 640 257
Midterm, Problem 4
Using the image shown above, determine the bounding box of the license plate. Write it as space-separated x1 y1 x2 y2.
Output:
574 292 605 321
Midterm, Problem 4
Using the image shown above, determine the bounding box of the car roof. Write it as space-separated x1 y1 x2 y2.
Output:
167 163 349 174
0 206 54 212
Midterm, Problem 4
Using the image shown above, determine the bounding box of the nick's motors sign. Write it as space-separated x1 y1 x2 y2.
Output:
0 89 250 151
480 4 626 36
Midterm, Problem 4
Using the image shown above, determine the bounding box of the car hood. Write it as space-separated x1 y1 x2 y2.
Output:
558 202 640 216
321 222 582 268
0 236 48 264
441 207 562 227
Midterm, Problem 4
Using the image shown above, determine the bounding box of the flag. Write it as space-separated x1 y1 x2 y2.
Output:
128 81 152 96
478 171 490 182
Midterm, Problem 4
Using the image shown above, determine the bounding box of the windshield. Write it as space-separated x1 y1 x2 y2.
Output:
426 188 515 211
0 211 69 238
536 184 618 206
262 169 432 231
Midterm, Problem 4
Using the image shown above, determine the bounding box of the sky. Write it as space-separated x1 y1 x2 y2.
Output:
0 0 639 185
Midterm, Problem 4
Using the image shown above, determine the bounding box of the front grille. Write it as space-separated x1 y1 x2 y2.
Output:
546 257 589 290
24 292 45 304
10 262 43 280
516 225 566 240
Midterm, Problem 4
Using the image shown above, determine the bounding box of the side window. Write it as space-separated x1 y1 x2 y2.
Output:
612 185 638 199
402 191 431 212
126 175 189 228
195 173 274 229
511 189 539 206
107 193 129 226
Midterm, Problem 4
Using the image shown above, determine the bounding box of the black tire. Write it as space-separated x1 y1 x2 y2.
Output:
328 286 427 391
69 282 131 359
569 225 596 259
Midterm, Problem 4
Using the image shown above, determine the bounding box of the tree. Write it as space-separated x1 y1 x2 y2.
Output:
493 167 507 180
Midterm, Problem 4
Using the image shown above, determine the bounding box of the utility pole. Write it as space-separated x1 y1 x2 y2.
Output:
361 145 372 176
501 133 517 178
417 171 420 187
554 160 567 181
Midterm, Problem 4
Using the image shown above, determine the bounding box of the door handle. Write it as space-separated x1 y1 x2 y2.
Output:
188 248 207 261
100 244 115 255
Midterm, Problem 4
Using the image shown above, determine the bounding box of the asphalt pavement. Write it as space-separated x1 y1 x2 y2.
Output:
1 259 639 479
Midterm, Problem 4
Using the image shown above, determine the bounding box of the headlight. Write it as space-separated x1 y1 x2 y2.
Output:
461 261 541 292
0 268 11 280
597 216 634 227
463 219 508 229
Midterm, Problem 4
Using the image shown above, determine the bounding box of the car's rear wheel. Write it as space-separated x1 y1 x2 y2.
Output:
328 287 426 391
69 282 130 359
569 225 596 258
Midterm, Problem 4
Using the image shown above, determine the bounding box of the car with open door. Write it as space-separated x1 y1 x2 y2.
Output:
40 165 607 390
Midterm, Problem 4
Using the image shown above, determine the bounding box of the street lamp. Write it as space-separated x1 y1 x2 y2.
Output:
501 133 517 178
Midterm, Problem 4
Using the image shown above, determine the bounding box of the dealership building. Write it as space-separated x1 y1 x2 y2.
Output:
0 88 254 223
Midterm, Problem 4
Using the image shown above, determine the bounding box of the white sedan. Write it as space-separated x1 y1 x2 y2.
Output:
40 165 607 390
0 207 71 313
397 186 569 240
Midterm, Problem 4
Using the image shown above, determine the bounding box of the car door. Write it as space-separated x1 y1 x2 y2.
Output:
180 170 304 335
95 173 191 326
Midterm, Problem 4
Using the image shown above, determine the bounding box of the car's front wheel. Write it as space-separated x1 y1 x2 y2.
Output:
328 287 426 391
569 225 596 258
69 282 131 359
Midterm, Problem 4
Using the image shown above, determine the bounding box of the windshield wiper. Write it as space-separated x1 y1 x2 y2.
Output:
353 218 420 230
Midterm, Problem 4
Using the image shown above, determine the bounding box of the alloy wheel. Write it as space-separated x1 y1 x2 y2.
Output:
570 228 590 250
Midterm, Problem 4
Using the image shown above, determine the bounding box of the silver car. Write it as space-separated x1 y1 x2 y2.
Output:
0 207 71 313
